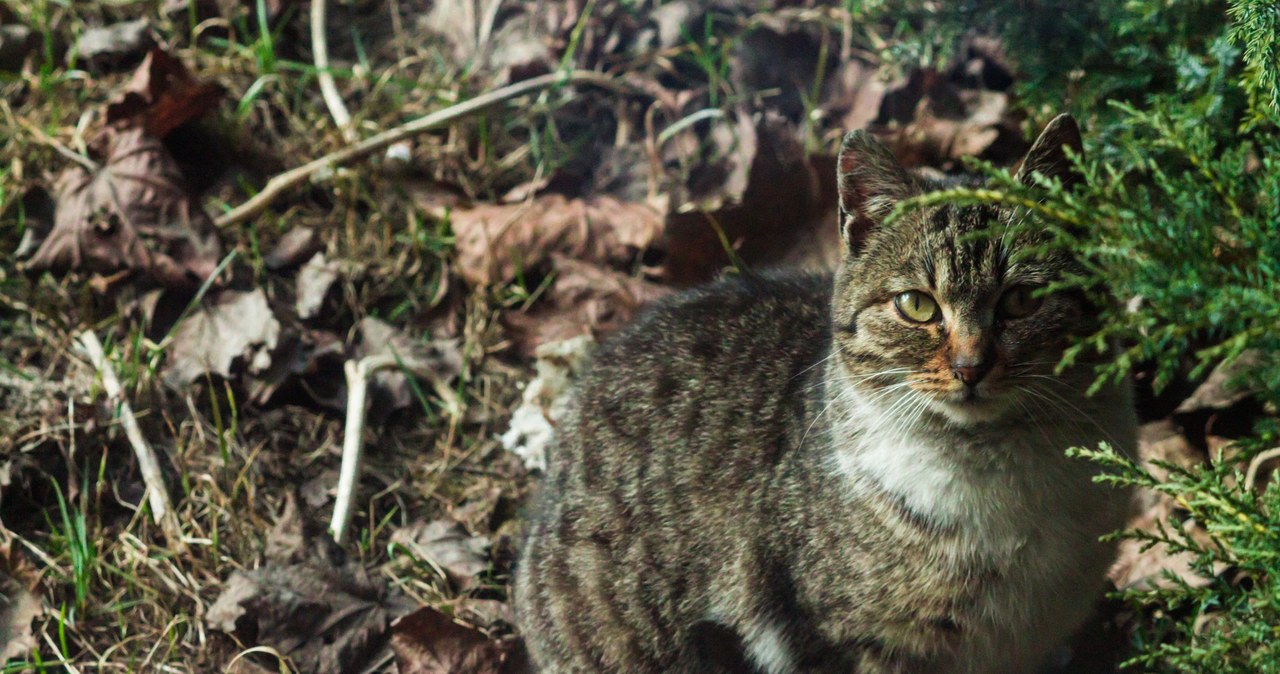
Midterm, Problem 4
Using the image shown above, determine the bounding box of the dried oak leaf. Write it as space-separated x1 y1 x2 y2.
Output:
0 537 43 662
23 126 224 290
164 288 281 386
207 552 410 674
448 194 664 287
392 520 491 590
503 254 671 356
105 48 224 139
391 606 528 674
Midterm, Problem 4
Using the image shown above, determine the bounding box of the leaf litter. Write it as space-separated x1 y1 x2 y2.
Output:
1 1 1264 671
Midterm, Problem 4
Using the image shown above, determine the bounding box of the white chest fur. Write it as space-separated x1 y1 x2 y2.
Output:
828 385 1137 672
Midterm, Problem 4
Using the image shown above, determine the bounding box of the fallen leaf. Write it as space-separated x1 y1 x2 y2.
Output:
75 19 153 68
1108 491 1227 591
207 560 409 674
105 48 224 140
391 606 527 674
264 226 322 271
448 194 664 287
501 335 596 472
164 288 281 386
23 126 224 290
0 536 43 662
1175 350 1263 414
392 520 491 589
659 114 838 284
503 254 671 356
295 253 340 320
245 328 346 408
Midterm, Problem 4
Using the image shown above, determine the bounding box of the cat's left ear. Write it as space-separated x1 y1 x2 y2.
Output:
837 130 915 255
1015 113 1084 188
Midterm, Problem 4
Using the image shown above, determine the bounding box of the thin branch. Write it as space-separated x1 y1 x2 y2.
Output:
1245 446 1280 492
311 0 357 142
330 354 401 545
214 70 625 228
74 331 186 551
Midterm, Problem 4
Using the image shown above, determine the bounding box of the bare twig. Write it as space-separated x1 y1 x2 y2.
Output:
214 70 625 228
330 354 401 545
311 0 357 142
75 332 186 551
1245 447 1280 492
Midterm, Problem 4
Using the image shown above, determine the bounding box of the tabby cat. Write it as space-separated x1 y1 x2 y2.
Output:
515 114 1137 674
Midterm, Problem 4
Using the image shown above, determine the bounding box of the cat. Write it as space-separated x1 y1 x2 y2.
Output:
515 114 1137 674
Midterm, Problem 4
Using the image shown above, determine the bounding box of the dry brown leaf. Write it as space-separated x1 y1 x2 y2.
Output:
23 126 224 290
263 226 322 271
0 536 43 662
1175 350 1263 414
295 253 340 320
659 115 838 285
207 563 403 674
1108 491 1227 591
104 48 224 140
391 606 528 674
391 520 491 590
449 194 664 287
503 255 671 357
164 288 281 386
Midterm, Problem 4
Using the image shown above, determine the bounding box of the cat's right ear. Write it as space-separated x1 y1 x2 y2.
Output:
837 130 914 255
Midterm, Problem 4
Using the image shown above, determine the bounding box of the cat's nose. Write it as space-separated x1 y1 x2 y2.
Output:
951 359 991 387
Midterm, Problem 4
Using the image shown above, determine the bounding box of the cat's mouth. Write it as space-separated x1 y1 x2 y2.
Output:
929 385 1018 424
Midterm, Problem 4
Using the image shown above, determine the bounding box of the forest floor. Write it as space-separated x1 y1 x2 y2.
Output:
0 1 1251 672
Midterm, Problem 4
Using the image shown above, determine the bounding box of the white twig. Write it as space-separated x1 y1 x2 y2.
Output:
311 0 357 142
214 70 626 228
75 331 186 551
330 354 401 545
1245 447 1280 492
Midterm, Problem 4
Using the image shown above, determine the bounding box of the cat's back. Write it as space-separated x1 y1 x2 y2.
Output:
562 270 832 469
517 271 834 672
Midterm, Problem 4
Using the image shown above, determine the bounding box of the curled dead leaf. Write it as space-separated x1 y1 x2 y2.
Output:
164 288 281 386
503 255 671 356
392 520 491 589
105 48 224 140
448 194 664 287
23 126 223 290
0 536 43 662
391 606 528 674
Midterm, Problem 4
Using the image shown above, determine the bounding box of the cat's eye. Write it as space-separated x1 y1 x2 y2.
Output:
894 290 940 324
999 285 1044 318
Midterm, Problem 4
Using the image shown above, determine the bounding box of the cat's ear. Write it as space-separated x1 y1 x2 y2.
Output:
1015 114 1084 188
837 130 915 255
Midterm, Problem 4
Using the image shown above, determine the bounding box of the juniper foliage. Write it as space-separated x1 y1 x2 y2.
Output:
875 1 1280 671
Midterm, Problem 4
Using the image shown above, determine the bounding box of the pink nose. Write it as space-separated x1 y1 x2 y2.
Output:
952 363 990 387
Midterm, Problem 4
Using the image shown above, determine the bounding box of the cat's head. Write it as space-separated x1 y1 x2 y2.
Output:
830 114 1091 426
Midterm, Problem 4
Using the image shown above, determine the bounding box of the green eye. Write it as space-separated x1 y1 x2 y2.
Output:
894 290 941 323
999 285 1044 318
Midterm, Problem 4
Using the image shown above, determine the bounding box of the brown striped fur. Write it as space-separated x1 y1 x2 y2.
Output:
515 115 1136 673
